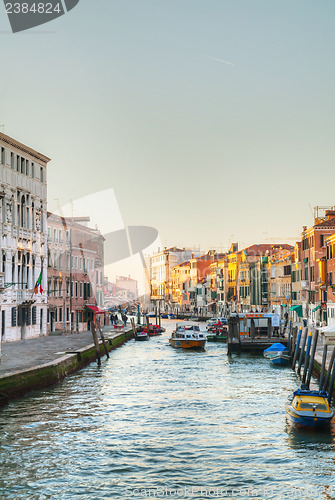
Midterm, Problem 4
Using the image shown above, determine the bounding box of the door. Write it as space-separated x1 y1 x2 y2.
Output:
1 310 5 341
50 312 55 332
20 307 26 340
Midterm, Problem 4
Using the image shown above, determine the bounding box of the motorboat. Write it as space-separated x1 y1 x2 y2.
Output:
263 343 289 361
286 387 334 430
206 318 219 330
269 352 291 366
142 324 163 337
134 331 149 341
206 324 228 342
169 322 206 349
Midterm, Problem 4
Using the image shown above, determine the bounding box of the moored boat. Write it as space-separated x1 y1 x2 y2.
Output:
135 331 149 341
206 324 228 342
169 322 206 350
286 388 334 430
270 353 291 366
263 343 289 359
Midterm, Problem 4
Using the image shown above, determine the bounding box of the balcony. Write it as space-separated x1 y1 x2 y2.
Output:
301 280 309 290
13 289 36 305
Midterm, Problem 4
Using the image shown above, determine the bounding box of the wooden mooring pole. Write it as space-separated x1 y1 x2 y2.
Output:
327 360 335 405
297 327 308 374
302 332 313 384
131 317 137 337
322 347 335 393
97 320 110 359
306 329 318 388
287 321 292 352
91 320 101 366
319 344 328 391
227 316 240 355
292 326 302 369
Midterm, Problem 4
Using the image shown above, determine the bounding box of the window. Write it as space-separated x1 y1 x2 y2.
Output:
11 152 14 169
31 163 35 178
59 229 63 243
53 228 57 242
40 167 44 182
32 306 37 325
11 307 17 327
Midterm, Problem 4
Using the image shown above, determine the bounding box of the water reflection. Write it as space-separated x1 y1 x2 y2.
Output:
0 320 334 499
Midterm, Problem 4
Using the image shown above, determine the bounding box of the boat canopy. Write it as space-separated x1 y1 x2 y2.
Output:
293 389 328 398
264 343 288 353
176 321 200 328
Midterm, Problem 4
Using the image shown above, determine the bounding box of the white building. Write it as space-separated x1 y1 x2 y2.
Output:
150 247 197 309
0 132 50 342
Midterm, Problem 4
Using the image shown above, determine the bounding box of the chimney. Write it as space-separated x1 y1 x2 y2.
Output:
325 210 335 220
302 226 307 232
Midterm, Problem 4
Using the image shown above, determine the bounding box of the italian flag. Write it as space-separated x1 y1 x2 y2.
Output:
34 271 43 294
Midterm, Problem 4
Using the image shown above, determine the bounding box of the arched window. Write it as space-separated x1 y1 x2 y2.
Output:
21 195 26 228
31 202 35 230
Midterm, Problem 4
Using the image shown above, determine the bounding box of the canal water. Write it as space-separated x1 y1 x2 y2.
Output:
0 320 334 499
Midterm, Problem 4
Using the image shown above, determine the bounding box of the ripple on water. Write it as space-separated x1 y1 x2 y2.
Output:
0 323 335 499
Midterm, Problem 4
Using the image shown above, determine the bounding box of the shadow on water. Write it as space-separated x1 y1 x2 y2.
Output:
285 421 335 449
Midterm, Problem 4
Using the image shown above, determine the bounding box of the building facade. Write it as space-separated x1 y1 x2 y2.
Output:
46 213 105 333
0 132 50 342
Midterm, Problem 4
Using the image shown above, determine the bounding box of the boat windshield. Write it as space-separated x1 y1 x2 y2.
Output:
300 403 328 411
185 325 200 331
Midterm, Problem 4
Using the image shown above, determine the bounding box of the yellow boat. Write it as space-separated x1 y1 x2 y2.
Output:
169 322 206 350
286 388 334 430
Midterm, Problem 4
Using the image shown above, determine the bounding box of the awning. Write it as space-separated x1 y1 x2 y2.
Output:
281 304 287 307
288 305 303 317
312 305 321 312
303 258 308 263
318 324 335 333
85 305 105 315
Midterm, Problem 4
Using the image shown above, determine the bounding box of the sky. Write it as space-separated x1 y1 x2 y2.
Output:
1 1 335 281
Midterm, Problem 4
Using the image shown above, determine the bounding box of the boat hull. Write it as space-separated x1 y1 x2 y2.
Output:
286 404 333 430
135 334 149 341
270 355 291 366
169 338 206 349
206 335 227 342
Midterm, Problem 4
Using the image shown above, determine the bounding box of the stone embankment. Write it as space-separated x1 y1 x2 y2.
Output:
0 328 133 407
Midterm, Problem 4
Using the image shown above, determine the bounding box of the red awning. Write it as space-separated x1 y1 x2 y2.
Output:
85 305 105 315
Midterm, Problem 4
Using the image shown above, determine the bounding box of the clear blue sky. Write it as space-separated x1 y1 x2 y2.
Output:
1 0 334 252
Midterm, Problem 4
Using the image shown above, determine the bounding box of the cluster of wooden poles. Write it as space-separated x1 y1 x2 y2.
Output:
289 326 335 404
90 317 110 366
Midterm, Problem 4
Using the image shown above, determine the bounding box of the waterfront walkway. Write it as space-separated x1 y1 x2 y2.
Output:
0 328 113 377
